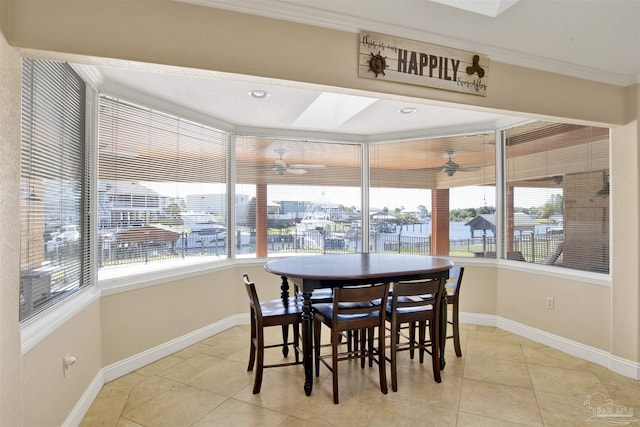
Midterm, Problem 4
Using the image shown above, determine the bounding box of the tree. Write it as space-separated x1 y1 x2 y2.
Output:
396 212 420 225
417 204 429 219
246 197 257 229
163 203 184 226
541 194 563 219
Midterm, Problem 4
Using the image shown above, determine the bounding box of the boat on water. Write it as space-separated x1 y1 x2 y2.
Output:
177 212 226 248
293 203 349 250
180 212 226 237
296 203 336 232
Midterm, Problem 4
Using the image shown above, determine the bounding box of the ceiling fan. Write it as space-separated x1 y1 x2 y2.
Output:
440 150 482 177
272 148 326 176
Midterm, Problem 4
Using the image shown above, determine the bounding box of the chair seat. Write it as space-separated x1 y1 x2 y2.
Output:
314 302 381 320
389 304 434 314
260 299 303 317
261 296 302 310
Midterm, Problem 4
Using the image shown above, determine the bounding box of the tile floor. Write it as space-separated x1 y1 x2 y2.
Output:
81 323 639 426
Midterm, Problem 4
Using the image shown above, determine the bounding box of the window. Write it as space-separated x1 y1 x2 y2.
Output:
446 132 496 258
97 96 228 279
370 133 495 257
235 136 361 257
20 58 89 322
369 139 433 255
503 122 609 273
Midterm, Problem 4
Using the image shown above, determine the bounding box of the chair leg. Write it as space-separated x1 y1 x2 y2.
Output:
390 320 399 392
360 329 366 369
368 327 375 368
253 329 265 394
418 320 426 364
281 324 289 357
430 320 442 383
247 316 256 372
331 328 340 404
452 304 462 357
408 321 416 359
378 325 388 395
293 320 300 363
314 319 321 377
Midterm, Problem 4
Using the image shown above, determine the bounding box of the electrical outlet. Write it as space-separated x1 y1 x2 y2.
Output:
546 297 555 310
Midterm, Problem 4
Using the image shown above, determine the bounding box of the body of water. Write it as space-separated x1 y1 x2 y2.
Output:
397 221 552 240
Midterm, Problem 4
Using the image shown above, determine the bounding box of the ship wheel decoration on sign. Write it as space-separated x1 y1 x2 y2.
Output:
368 51 387 77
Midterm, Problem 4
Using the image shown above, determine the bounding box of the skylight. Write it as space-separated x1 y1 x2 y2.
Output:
429 0 520 17
292 92 377 130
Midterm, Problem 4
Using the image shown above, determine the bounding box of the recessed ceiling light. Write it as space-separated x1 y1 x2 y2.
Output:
399 107 417 114
249 90 270 99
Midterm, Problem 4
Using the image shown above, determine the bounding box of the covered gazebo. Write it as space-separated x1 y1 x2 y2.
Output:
465 213 537 238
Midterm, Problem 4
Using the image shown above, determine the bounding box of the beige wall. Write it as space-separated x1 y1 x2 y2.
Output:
497 268 611 350
1 1 638 425
611 84 640 361
21 300 102 427
455 264 497 316
101 266 244 365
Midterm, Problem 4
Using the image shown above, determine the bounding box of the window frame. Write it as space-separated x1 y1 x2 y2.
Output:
19 58 94 324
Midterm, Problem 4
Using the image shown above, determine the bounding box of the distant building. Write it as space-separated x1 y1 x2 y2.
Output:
98 181 172 229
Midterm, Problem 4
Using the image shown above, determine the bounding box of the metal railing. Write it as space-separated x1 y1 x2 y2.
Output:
95 228 564 267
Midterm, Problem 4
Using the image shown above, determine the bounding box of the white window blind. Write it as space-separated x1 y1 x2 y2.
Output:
20 58 88 322
235 136 361 257
370 133 495 257
504 122 609 273
97 95 228 279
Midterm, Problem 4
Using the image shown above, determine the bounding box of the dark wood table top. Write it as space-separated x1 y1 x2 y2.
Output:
264 253 454 287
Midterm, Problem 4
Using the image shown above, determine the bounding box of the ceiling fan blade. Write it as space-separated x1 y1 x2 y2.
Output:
289 163 325 169
456 166 482 172
286 168 307 175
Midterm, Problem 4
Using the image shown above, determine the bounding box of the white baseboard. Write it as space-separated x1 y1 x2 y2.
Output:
61 371 104 427
609 354 640 380
459 312 496 327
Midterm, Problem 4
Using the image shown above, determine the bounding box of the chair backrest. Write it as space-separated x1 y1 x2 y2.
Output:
243 273 263 321
390 277 444 320
447 266 465 302
331 283 390 326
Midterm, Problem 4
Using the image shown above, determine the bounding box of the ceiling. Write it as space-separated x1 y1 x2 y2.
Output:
86 0 638 140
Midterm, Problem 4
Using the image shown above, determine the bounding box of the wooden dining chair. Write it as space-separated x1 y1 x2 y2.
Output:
243 273 303 394
446 266 465 357
313 282 390 404
386 276 445 392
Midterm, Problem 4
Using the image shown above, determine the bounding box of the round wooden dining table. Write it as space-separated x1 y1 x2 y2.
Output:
264 253 454 396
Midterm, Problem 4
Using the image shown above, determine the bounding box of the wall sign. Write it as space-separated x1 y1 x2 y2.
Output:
359 31 489 96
